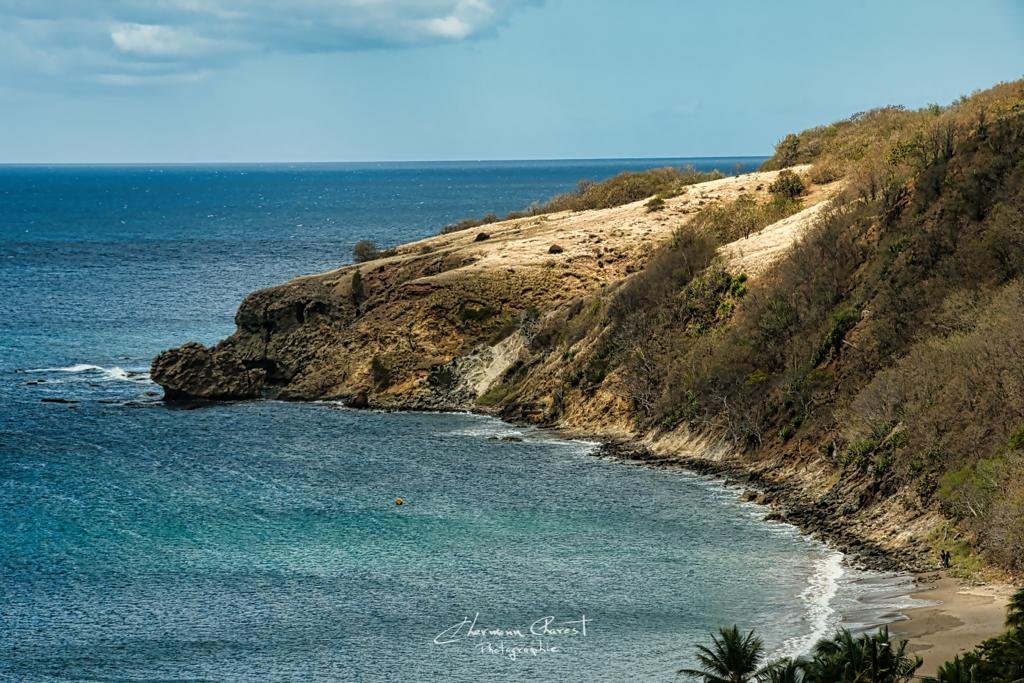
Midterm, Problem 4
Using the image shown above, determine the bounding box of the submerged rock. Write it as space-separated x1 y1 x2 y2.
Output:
151 342 266 402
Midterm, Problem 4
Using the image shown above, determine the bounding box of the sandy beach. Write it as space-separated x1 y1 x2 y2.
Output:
895 573 1016 675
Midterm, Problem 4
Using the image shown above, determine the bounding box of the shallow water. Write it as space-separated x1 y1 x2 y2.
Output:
0 159 915 681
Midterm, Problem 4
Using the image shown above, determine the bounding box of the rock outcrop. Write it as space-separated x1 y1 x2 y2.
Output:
151 342 267 401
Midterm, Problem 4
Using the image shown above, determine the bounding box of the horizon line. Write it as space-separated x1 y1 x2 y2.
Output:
0 154 771 168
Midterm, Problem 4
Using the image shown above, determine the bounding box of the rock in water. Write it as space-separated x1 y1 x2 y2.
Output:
344 390 370 409
151 342 266 401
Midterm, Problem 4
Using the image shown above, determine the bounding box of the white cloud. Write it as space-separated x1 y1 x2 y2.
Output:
110 23 225 58
0 0 540 86
422 16 472 40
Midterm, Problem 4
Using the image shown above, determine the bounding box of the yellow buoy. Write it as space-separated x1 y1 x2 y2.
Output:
395 497 404 506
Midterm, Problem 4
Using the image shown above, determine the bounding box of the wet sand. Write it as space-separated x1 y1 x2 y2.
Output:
894 573 1015 675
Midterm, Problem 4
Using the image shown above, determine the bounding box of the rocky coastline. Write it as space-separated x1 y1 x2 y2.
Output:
589 440 921 573
150 168 937 576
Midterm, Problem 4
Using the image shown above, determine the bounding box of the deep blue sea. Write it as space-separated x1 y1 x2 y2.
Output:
0 159 915 681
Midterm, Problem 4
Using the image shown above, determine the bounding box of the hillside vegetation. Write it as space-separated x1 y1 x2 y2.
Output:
154 79 1024 575
440 165 725 234
498 80 1024 572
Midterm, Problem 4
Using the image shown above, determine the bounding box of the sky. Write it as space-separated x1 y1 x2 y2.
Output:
0 0 1022 163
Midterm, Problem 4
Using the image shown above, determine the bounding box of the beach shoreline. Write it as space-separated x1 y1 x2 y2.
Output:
892 572 1014 675
582 434 1017 670
341 409 1018 671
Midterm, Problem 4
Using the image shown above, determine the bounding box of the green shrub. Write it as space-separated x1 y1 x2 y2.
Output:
352 239 380 263
768 170 806 200
842 439 878 467
1008 425 1024 451
428 365 457 390
729 273 749 297
691 194 801 243
645 195 667 212
779 421 797 441
812 308 860 366
809 162 842 184
745 370 769 386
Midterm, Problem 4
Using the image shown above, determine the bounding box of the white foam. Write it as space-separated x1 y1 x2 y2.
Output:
103 367 148 382
445 420 600 454
772 551 844 660
447 425 530 440
26 364 152 383
29 364 104 373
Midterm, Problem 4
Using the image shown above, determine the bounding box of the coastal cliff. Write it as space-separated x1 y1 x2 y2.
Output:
153 167 822 408
154 80 1024 577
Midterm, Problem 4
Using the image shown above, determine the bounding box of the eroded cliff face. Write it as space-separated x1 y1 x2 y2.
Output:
153 168 818 409
151 342 268 401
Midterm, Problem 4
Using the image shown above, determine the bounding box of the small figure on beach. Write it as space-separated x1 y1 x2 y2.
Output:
940 548 951 569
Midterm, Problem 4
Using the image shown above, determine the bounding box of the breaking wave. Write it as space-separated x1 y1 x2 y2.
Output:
26 364 152 383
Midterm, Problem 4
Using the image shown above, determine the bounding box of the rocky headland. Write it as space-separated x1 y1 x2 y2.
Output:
151 166 921 569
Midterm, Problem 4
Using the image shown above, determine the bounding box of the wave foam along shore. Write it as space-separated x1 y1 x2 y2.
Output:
773 552 844 660
26 364 152 382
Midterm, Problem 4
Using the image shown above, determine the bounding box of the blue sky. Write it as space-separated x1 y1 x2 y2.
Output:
1 0 1021 163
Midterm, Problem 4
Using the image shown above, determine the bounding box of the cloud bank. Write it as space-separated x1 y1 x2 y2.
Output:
0 0 538 86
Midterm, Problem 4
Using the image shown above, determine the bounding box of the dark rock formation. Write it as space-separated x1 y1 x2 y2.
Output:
344 390 370 409
151 342 266 401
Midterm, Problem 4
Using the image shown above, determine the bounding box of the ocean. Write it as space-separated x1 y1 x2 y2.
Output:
0 159 915 681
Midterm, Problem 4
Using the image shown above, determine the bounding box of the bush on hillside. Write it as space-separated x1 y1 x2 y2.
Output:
690 194 802 243
768 170 805 200
645 195 666 212
809 162 842 184
352 240 380 263
439 165 725 234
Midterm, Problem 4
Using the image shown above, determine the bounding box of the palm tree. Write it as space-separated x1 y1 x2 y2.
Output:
803 627 922 682
759 657 804 682
923 655 976 683
679 625 766 683
865 628 924 683
1005 587 1024 631
805 628 864 682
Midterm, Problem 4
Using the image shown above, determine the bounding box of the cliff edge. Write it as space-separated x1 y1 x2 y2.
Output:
153 167 824 408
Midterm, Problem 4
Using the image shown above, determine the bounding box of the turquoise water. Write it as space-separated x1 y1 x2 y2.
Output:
0 160 908 681
3 404 848 680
